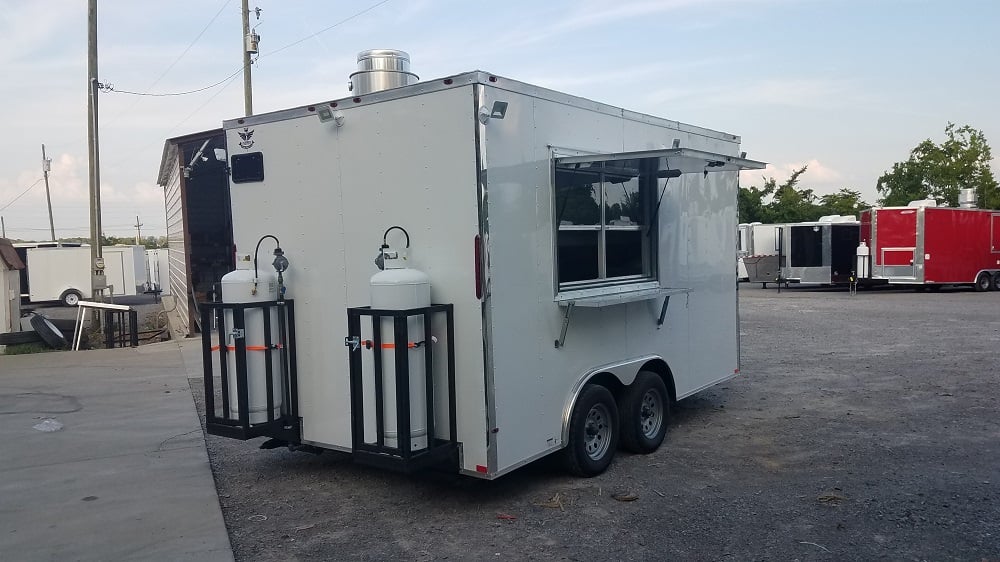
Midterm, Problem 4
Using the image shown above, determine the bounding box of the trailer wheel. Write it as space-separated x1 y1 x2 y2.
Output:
562 384 619 477
618 371 670 454
975 272 991 292
992 272 1000 291
59 289 82 307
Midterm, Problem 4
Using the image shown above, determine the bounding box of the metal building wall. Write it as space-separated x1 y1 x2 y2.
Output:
158 129 232 337
162 148 191 334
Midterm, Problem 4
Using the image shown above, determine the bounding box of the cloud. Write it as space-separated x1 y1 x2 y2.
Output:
740 159 843 191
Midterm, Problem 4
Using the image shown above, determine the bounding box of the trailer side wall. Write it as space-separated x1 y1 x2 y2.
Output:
481 84 741 474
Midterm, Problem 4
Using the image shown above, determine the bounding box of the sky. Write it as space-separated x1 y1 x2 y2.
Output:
1 0 998 241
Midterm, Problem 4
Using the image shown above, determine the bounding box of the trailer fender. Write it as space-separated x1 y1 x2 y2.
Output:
559 355 667 446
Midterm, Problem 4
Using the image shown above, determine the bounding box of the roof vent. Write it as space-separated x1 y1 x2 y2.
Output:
958 188 977 208
348 49 418 96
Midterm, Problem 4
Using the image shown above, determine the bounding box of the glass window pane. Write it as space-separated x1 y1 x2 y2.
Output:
555 166 601 226
606 231 644 278
557 230 599 283
604 164 642 226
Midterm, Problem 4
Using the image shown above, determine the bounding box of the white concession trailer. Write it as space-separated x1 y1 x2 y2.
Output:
201 58 764 479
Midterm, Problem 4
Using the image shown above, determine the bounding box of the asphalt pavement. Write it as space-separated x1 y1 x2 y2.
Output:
0 340 233 561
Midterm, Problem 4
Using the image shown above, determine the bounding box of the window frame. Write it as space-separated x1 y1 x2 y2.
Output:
552 157 658 294
551 147 766 299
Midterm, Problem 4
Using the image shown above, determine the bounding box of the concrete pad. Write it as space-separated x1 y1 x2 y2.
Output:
0 343 233 561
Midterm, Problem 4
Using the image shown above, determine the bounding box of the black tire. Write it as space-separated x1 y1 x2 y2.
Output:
29 314 68 350
0 330 42 345
562 384 619 477
59 289 83 307
992 272 1000 291
618 371 670 454
975 272 991 292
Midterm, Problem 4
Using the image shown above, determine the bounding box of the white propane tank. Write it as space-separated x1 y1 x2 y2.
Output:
220 268 282 423
365 242 431 451
856 241 871 279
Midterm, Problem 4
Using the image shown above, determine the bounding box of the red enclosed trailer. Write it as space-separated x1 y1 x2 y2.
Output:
859 203 1000 291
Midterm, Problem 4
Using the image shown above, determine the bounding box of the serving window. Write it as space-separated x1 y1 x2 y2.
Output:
554 159 656 289
553 147 766 296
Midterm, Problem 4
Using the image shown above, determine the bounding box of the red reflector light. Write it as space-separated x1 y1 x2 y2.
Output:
734 369 740 374
476 465 488 473
474 235 482 300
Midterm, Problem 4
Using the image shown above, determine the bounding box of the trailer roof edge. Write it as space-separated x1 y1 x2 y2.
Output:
221 71 742 144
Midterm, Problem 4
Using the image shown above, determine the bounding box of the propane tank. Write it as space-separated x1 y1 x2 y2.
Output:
220 267 282 423
856 241 871 279
364 228 431 451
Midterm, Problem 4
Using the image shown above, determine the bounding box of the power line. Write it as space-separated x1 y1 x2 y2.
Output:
0 178 44 212
260 0 391 58
101 0 392 98
101 64 247 97
145 0 234 92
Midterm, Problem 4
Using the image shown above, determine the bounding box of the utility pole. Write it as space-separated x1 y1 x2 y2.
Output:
41 144 56 242
134 215 143 245
241 0 254 116
87 0 105 314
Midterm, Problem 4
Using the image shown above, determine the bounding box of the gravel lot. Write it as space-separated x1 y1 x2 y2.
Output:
192 285 1000 561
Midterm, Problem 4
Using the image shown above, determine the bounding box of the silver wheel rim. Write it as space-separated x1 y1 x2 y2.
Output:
66 294 79 306
584 403 612 461
639 389 663 439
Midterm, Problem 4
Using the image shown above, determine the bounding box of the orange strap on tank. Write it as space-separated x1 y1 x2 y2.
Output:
361 340 424 350
210 344 284 351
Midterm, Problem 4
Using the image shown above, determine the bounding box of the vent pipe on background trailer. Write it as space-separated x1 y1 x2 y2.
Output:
348 49 419 95
959 189 977 208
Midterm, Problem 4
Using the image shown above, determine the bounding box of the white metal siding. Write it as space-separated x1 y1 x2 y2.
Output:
482 86 742 473
225 86 488 469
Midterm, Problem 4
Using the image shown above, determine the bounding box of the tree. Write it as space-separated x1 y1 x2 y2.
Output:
819 188 869 218
766 166 819 223
737 182 774 223
877 123 999 208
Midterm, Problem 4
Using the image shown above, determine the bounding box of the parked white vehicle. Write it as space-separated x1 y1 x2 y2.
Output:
200 55 764 479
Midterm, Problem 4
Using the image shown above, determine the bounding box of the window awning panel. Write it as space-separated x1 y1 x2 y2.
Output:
555 147 766 174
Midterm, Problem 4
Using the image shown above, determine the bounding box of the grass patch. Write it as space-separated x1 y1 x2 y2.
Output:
2 342 56 355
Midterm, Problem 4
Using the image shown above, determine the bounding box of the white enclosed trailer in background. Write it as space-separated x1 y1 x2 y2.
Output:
202 65 764 479
780 215 860 285
102 245 145 297
20 245 92 306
